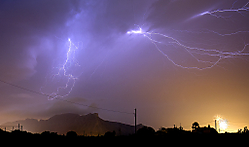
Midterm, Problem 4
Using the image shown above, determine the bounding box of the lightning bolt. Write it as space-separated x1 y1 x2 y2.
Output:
195 2 249 18
128 1 249 70
41 1 249 99
127 26 249 70
41 38 81 100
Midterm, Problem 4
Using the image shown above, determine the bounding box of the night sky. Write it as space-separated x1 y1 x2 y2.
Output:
1 0 249 132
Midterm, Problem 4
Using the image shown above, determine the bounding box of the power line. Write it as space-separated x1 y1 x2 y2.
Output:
0 79 133 115
0 79 49 97
60 98 133 114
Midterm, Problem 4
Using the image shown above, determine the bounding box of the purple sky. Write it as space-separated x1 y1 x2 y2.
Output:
1 0 249 132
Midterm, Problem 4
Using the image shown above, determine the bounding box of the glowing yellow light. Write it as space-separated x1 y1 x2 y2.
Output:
215 115 228 132
219 120 228 130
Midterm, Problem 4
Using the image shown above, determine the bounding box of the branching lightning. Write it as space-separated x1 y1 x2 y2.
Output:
41 38 81 100
127 2 249 70
40 2 249 100
127 26 249 70
195 2 249 18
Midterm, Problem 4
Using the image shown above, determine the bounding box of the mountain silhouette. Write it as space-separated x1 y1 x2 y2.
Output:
0 113 142 136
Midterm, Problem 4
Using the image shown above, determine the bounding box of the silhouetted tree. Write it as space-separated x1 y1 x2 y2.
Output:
156 127 167 136
243 126 248 133
158 127 167 132
41 131 58 137
192 122 200 130
66 131 77 137
137 126 155 136
104 131 116 137
237 126 249 134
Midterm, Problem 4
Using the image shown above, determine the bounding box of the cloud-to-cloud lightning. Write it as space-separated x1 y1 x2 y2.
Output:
195 2 249 19
127 26 249 70
128 1 249 70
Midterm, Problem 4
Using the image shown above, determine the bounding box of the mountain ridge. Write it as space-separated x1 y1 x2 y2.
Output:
0 113 142 136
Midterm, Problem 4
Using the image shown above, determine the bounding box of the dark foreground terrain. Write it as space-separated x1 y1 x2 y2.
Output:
0 113 143 136
0 129 248 146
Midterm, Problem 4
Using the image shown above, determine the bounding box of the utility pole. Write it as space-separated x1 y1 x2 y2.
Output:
134 108 137 134
215 120 217 131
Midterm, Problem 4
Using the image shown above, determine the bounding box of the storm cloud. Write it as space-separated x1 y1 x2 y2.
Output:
0 0 249 131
